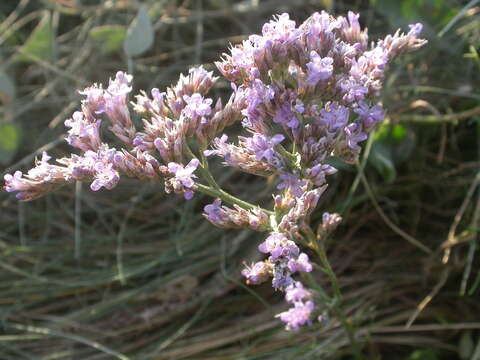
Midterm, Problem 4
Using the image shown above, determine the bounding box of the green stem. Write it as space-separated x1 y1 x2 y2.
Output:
185 144 273 214
196 183 273 215
314 242 342 300
199 148 221 190
307 232 363 360
276 144 299 170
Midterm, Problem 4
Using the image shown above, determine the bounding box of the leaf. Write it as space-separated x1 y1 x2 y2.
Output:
123 6 154 58
408 348 439 360
17 11 54 63
0 123 20 165
459 331 474 359
370 142 397 183
89 25 127 55
0 71 15 103
369 124 416 183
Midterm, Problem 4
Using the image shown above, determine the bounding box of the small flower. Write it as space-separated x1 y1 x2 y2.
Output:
64 111 102 152
183 93 213 122
320 212 342 235
273 102 299 129
277 173 306 197
285 281 312 303
306 51 334 85
344 123 367 151
305 164 337 186
204 199 222 222
107 71 133 96
79 84 106 114
166 158 200 200
339 77 368 103
259 232 300 260
241 261 272 285
288 253 313 273
408 23 423 36
317 102 349 133
243 133 284 162
354 101 384 131
278 300 314 331
90 162 119 191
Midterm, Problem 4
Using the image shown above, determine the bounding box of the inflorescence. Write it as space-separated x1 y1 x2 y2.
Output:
3 11 426 331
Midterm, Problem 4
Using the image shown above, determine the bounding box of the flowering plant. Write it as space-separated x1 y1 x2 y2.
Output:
3 11 425 337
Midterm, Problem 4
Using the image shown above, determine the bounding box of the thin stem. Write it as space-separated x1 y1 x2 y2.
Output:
185 144 272 214
357 164 432 254
314 242 342 300
74 181 82 260
185 143 221 190
199 150 222 190
306 231 363 359
195 183 273 215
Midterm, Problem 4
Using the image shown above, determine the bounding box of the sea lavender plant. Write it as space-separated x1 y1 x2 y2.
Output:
3 11 426 338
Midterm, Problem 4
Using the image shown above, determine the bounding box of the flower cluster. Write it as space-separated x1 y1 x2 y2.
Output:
278 282 315 331
3 11 425 331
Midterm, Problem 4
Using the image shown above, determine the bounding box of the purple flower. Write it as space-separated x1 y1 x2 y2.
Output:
303 11 339 51
183 93 213 123
64 111 102 152
317 102 350 132
90 162 120 191
278 300 314 331
79 84 106 114
243 133 284 162
306 51 334 85
259 232 299 260
277 173 306 197
4 171 28 193
344 123 367 151
305 164 337 186
203 198 270 230
273 102 299 128
339 77 368 103
408 23 423 36
102 72 135 143
167 158 200 200
320 212 342 235
288 253 313 273
204 134 229 157
204 199 222 222
262 13 300 44
354 101 384 131
107 71 133 96
151 88 165 104
241 261 271 285
242 79 275 132
3 151 73 200
285 281 312 303
272 267 294 289
68 146 120 192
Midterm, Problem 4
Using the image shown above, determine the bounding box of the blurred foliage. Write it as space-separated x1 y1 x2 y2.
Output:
0 0 480 359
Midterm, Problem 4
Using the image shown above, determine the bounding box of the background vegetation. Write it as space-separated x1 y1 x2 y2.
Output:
0 0 479 359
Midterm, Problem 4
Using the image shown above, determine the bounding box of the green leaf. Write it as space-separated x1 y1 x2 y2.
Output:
0 71 15 103
370 142 397 183
123 6 154 58
89 25 127 55
0 123 20 165
459 331 474 359
17 11 54 63
408 348 438 360
370 124 416 183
